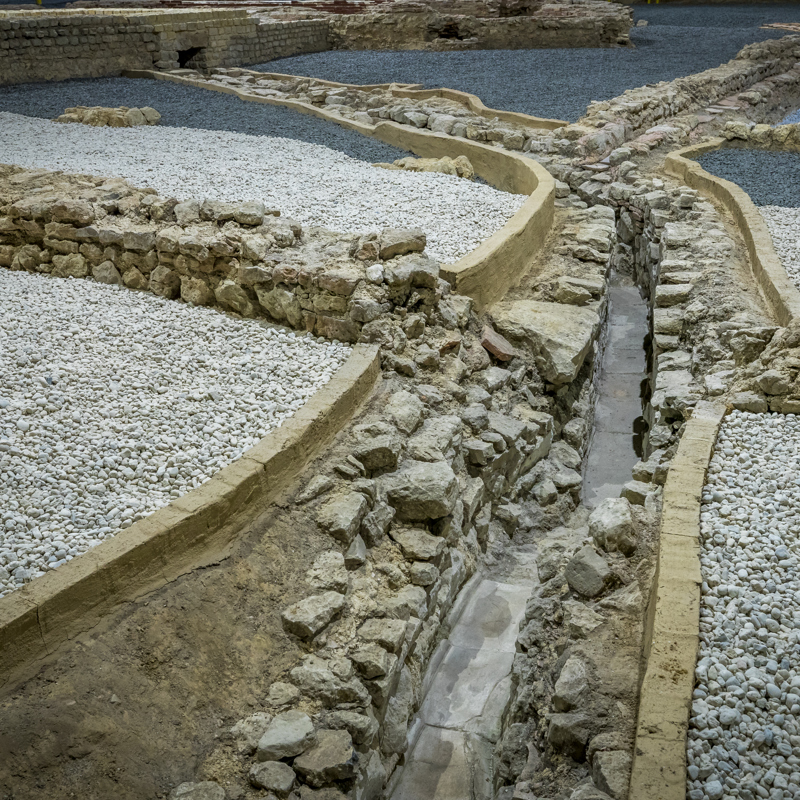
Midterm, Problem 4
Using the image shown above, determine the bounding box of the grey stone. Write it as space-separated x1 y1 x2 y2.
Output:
563 600 604 639
230 712 273 754
317 492 369 544
361 503 395 547
233 200 265 226
358 617 407 653
385 390 424 434
592 750 632 799
215 280 256 317
352 421 402 472
548 713 590 759
570 785 613 800
327 711 379 748
730 391 769 413
383 254 438 290
174 199 200 226
620 480 649 506
406 416 462 462
461 403 489 433
379 227 426 260
589 498 637 556
533 478 558 506
344 535 367 569
410 561 439 586
281 591 345 640
293 729 359 788
491 300 600 386
350 642 396 679
565 546 612 598
477 366 511 392
383 461 458 520
249 761 296 797
169 782 225 800
92 260 122 285
390 527 446 561
306 551 349 594
266 682 300 708
256 711 316 762
554 656 589 712
290 656 370 708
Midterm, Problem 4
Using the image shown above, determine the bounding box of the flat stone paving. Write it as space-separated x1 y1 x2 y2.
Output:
391 552 536 800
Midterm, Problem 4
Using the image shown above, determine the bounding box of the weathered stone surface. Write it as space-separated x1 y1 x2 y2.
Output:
51 253 88 278
293 729 358 788
565 546 612 598
281 592 345 640
620 480 649 506
344 535 367 569
350 642 395 679
383 461 458 520
406 416 461 462
92 260 122 285
491 300 600 386
361 502 395 547
390 527 446 562
257 711 316 762
249 761 296 797
352 421 402 471
548 713 590 759
358 617 407 653
592 750 632 799
327 711 379 747
149 264 180 299
480 325 516 361
215 279 256 317
169 782 225 800
385 389 424 434
231 712 273 755
383 253 439 290
306 551 349 594
233 200 265 226
180 276 213 306
563 600 604 639
589 498 636 556
317 492 369 544
290 656 371 707
379 227 426 260
553 656 589 712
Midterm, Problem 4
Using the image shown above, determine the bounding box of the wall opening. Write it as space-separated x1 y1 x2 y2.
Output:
178 46 205 68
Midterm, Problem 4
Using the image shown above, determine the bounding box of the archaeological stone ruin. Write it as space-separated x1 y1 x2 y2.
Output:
3 4 800 800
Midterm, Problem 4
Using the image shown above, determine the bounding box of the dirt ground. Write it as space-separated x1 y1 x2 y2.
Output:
0 417 365 800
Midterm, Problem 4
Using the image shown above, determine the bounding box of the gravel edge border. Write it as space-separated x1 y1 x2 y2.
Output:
122 68 556 310
629 399 727 800
0 342 381 688
664 140 800 327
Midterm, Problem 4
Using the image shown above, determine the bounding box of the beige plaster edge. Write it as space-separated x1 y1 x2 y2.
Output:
123 69 556 310
0 343 381 687
629 400 727 800
664 140 800 327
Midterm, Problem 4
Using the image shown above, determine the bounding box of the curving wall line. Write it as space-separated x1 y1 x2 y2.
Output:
664 139 800 327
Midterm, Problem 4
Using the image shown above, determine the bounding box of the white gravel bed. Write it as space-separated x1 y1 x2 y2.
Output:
0 270 350 598
0 111 526 265
760 206 800 293
688 411 800 800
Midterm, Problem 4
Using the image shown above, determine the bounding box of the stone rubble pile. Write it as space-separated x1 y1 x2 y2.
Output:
0 269 350 598
55 105 161 127
0 111 525 265
689 411 800 800
372 154 475 180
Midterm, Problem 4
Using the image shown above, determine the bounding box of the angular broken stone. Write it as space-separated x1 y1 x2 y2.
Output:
169 782 225 800
593 749 632 799
589 498 637 557
281 591 345 640
306 551 349 594
358 617 407 653
316 492 369 544
290 656 371 708
257 711 316 762
360 503 395 547
379 227 426 260
293 729 359 788
480 325 516 361
230 712 273 755
385 390 424 434
389 527 446 561
344 535 367 569
562 600 604 639
491 299 600 386
382 461 458 521
249 760 296 797
350 642 395 679
352 421 402 471
326 710 379 747
548 712 590 759
553 656 589 712
565 546 612 598
621 480 649 506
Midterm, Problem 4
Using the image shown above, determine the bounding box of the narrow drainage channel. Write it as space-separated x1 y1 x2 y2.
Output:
583 270 650 508
390 268 652 800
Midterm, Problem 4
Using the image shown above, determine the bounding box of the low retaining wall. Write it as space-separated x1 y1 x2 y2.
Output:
629 400 726 800
125 69 556 310
664 139 800 327
0 342 380 687
0 8 329 85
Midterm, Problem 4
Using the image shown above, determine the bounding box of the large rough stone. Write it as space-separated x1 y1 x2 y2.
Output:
491 300 600 386
565 546 612 598
169 783 225 800
383 253 439 290
317 492 369 544
257 711 316 762
51 253 88 279
358 617 407 653
230 712 273 754
361 503 395 547
589 498 637 556
390 527 446 561
293 729 358 788
350 642 395 678
352 421 402 471
553 656 589 712
406 416 462 462
149 265 180 299
379 227 426 259
382 461 458 520
548 713 590 759
563 600 604 639
385 390 424 434
290 656 371 707
592 750 632 799
92 260 122 285
281 592 345 640
249 761 296 797
215 280 256 317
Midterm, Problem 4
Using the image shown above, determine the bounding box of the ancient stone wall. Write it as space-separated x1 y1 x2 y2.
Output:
0 9 329 85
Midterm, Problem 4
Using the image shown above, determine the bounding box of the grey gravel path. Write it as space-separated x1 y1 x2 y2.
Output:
263 6 800 123
0 77 412 164
696 150 800 208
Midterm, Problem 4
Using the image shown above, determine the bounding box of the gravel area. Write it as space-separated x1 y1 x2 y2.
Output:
0 77 411 165
0 111 523 264
759 207 800 291
264 6 799 123
696 150 800 208
0 270 350 598
688 411 800 800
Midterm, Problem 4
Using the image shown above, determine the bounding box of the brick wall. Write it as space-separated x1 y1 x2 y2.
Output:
0 9 330 86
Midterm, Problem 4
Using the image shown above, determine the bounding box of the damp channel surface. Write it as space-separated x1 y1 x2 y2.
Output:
265 5 800 123
583 272 649 508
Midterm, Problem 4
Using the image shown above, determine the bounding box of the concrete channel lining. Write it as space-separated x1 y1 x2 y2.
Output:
664 140 800 327
629 400 727 800
123 68 557 310
0 342 380 687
